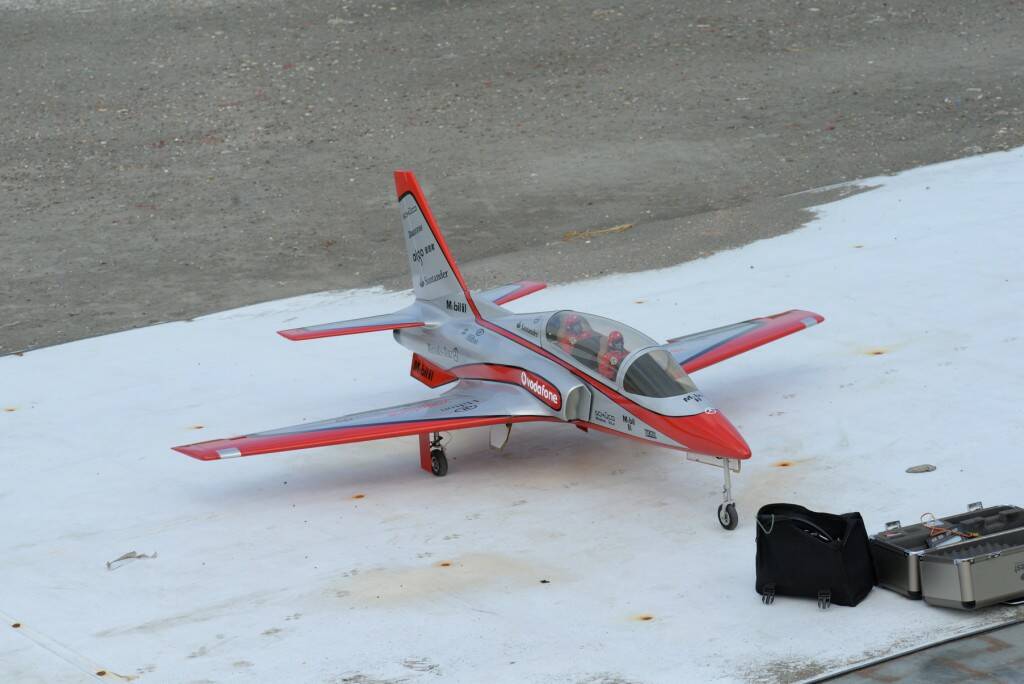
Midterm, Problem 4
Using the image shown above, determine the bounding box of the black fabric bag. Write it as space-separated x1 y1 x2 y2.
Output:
755 503 875 607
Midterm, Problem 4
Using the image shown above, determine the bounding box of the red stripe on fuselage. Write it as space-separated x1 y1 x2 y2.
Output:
450 363 562 410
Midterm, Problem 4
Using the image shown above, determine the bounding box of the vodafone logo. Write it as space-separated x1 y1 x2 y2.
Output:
519 370 561 410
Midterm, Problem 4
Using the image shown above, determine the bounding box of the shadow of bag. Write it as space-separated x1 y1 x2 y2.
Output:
755 503 875 607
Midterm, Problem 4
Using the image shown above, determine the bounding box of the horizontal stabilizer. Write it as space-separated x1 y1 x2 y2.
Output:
279 310 425 341
666 309 824 373
478 281 548 306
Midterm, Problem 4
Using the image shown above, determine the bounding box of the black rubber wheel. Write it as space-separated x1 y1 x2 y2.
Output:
430 448 448 477
718 502 738 530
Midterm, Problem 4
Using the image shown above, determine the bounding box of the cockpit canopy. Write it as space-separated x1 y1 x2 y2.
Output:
621 348 697 398
542 310 697 396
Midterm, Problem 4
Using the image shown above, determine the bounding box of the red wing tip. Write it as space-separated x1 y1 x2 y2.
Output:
277 328 306 340
775 309 824 326
172 445 221 461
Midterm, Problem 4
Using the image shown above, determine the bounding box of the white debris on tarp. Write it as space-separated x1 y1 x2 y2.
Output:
1 149 1023 683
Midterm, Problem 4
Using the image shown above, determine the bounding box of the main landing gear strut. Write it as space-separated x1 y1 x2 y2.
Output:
419 432 447 477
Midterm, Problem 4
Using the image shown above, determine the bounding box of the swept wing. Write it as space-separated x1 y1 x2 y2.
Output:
173 380 559 461
666 309 824 373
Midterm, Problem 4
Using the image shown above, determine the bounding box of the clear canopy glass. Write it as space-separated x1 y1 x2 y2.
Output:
537 310 702 411
622 349 698 397
543 311 656 377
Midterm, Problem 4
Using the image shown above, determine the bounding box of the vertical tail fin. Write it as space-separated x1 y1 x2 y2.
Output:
394 170 479 318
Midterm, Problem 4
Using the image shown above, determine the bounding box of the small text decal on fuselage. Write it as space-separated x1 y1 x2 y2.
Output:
516 320 540 337
446 299 467 313
428 343 460 362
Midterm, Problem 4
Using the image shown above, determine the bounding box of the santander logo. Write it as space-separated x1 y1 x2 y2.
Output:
520 370 561 410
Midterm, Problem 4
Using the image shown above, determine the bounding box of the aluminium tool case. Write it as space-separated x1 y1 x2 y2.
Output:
919 528 1024 609
870 503 1024 599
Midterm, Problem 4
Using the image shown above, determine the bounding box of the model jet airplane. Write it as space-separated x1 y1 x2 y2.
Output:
174 170 823 529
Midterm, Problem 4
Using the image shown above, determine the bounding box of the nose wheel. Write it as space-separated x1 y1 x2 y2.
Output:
718 457 738 530
718 502 738 530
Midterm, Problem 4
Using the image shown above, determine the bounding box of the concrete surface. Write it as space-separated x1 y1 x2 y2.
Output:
2 0 1024 353
824 620 1024 683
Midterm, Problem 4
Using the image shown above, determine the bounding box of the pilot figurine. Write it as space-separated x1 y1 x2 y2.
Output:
560 313 594 355
598 330 628 380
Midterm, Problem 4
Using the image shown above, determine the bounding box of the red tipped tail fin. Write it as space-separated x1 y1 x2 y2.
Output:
394 170 479 318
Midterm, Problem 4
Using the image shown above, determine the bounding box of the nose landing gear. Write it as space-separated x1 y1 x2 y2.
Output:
718 457 738 530
687 453 741 530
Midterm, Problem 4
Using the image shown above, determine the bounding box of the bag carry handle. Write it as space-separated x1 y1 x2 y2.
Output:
792 519 835 544
756 514 775 535
763 513 837 544
756 513 834 542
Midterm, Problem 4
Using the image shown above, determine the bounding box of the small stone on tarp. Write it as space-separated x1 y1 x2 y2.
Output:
906 464 936 474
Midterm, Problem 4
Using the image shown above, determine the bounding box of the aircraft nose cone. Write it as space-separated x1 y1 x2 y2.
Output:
673 410 751 459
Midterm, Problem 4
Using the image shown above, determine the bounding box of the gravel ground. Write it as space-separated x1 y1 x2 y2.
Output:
1 0 1022 352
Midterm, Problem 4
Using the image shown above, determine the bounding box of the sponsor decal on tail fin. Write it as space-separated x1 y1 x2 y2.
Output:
394 170 478 318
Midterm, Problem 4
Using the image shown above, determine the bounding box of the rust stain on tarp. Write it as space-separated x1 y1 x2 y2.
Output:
328 553 555 607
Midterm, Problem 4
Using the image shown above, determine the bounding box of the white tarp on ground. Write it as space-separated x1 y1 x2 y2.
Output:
2 149 1023 683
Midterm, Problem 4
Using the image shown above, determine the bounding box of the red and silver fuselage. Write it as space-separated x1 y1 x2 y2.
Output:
394 297 751 460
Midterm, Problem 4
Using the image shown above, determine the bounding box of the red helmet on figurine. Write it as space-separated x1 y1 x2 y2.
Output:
608 330 624 351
